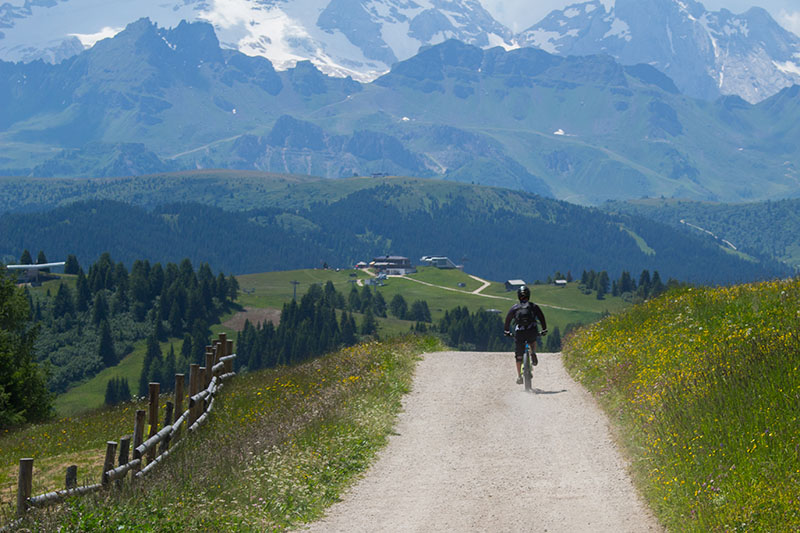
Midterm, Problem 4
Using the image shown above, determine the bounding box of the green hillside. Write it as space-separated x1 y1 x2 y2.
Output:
0 174 789 286
53 266 625 415
564 279 800 530
603 197 800 270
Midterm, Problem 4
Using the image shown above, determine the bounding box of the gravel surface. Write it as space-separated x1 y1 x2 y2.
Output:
300 351 663 533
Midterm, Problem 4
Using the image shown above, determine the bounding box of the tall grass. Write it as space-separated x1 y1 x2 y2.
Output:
563 279 800 531
6 335 442 531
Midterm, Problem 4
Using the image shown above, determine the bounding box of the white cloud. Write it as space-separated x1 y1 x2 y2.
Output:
779 10 800 37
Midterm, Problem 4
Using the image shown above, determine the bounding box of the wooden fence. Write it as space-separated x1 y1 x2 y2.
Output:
4 333 236 529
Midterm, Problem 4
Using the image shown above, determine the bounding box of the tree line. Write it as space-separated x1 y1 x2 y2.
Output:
17 251 238 396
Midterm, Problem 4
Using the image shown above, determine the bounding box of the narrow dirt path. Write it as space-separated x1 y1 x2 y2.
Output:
300 351 662 532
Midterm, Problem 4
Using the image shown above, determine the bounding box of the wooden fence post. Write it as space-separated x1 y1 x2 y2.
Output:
160 401 174 454
147 382 160 462
117 436 130 488
174 374 185 440
225 339 234 373
17 458 33 517
188 364 200 426
102 441 117 487
218 333 227 359
204 349 214 385
132 409 146 473
66 465 77 489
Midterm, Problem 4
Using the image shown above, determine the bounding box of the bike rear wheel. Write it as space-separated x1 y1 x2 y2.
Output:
523 345 533 391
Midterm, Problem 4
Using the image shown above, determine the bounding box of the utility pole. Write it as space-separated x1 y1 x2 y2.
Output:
290 280 300 301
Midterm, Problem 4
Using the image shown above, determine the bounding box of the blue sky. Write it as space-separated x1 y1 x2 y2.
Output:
482 0 800 35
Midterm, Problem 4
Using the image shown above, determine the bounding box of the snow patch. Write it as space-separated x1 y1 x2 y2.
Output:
774 59 800 76
564 8 580 18
603 18 630 41
525 29 564 54
69 26 123 48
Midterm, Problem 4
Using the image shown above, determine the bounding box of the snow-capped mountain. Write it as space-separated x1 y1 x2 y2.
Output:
0 0 512 81
516 0 800 103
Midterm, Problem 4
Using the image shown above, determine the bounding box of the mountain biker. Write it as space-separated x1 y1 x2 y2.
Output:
504 285 547 384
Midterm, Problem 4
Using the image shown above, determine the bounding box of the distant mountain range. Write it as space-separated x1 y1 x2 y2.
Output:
518 0 800 103
2 19 800 204
1 0 798 103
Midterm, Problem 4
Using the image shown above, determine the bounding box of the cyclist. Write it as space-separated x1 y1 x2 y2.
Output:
504 285 547 384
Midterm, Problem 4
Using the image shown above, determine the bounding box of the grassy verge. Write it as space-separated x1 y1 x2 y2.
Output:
563 279 800 531
5 336 443 531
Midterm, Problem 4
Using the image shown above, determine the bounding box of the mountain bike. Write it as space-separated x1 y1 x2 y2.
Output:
521 341 534 392
506 330 546 392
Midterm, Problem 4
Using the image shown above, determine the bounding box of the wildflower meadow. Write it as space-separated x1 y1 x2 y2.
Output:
564 278 800 531
3 335 442 531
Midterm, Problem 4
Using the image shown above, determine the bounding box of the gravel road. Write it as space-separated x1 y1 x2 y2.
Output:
300 351 663 532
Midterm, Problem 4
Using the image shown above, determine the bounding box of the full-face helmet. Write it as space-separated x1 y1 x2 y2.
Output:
517 285 530 301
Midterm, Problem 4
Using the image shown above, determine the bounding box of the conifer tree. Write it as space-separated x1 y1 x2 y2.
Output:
19 250 33 264
76 270 91 312
163 344 176 392
98 320 116 368
389 294 408 319
53 283 75 318
340 311 356 345
64 254 80 275
0 269 51 426
92 292 109 326
139 334 162 396
360 308 377 335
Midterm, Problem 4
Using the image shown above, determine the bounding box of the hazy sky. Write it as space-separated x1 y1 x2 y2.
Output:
482 0 800 35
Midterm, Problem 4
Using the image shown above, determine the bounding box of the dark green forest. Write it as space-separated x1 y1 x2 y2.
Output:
0 267 51 427
22 253 238 395
0 186 789 286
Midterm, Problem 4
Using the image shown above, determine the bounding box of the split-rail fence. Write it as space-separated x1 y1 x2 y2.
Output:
4 332 237 530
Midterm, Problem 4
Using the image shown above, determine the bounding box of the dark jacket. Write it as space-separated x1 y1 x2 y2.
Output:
504 300 547 333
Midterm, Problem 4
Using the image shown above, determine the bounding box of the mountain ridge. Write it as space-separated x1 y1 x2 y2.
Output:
1 0 798 103
3 21 800 204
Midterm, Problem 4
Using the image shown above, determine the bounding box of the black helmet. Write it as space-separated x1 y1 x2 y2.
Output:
517 285 530 301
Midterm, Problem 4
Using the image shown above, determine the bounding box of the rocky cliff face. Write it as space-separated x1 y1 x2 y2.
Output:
516 0 800 103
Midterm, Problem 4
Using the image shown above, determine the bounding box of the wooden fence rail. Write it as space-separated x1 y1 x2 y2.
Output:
5 333 236 529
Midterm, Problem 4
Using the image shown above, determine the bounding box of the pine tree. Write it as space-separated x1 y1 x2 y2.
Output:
19 249 33 264
163 344 177 392
373 290 387 317
348 285 361 311
52 283 75 318
76 270 91 312
104 378 117 406
139 334 162 396
360 308 377 335
64 254 80 275
389 294 408 319
545 327 562 352
98 320 116 368
0 269 52 426
92 292 109 326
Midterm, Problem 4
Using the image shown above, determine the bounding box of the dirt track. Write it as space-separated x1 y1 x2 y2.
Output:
300 351 662 532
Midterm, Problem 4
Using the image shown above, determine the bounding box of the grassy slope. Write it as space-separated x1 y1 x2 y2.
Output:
3 337 440 530
563 280 800 531
51 266 626 416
